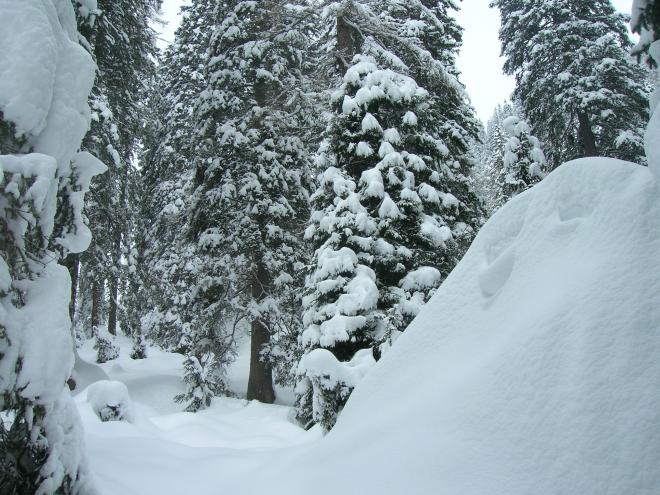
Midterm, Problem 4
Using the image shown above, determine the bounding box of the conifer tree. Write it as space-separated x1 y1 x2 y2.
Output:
0 1 105 492
73 0 160 344
492 0 649 168
499 115 546 199
632 0 660 63
188 0 313 406
296 0 482 431
632 0 660 176
140 0 217 353
473 102 515 214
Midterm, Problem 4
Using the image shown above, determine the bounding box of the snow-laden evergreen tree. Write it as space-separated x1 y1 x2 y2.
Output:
73 0 160 344
379 0 463 74
130 330 148 360
188 0 314 406
296 0 482 431
499 116 546 199
139 0 217 353
473 102 516 215
632 0 660 177
0 1 105 492
632 0 660 64
94 326 120 363
492 0 649 168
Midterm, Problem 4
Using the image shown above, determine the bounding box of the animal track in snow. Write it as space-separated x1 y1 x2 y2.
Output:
557 203 592 222
479 247 515 298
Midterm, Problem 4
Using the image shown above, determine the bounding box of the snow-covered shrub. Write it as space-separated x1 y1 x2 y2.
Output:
175 351 225 412
94 326 119 363
130 332 147 360
87 380 134 422
296 348 375 431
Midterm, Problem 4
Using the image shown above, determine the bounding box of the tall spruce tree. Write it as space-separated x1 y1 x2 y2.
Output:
632 0 660 63
499 115 546 199
296 0 482 431
473 102 516 214
492 0 649 168
0 1 105 492
140 0 217 355
73 0 160 347
632 0 660 176
187 0 313 406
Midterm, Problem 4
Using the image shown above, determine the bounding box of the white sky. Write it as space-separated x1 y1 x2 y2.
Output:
155 0 634 124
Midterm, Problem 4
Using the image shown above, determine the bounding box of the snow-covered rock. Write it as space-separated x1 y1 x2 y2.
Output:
238 157 660 495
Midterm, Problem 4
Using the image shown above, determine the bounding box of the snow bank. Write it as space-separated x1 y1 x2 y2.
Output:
238 157 660 495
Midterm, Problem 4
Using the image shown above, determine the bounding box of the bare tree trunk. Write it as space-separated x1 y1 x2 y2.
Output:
577 111 598 157
91 279 103 330
336 9 361 71
107 277 118 335
107 235 121 335
246 260 275 403
63 254 79 322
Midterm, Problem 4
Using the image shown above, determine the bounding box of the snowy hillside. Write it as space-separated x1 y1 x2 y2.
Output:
80 157 660 494
270 157 660 495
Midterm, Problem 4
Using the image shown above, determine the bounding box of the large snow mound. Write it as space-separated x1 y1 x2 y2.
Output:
237 158 660 495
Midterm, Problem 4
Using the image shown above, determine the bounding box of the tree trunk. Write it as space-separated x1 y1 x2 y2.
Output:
63 254 79 322
91 279 103 330
577 111 598 157
107 235 121 335
107 278 118 335
336 9 361 71
246 261 275 403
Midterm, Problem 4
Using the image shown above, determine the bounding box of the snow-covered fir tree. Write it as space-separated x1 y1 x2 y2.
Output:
632 0 660 64
94 326 120 363
632 0 660 177
473 102 516 215
139 0 216 354
130 330 148 360
187 0 313 406
492 0 649 168
73 0 160 345
499 115 546 199
296 0 482 431
0 1 105 492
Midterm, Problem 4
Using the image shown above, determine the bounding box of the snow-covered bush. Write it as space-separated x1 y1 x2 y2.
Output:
130 332 147 360
87 380 134 422
296 348 375 431
94 326 119 363
175 351 225 412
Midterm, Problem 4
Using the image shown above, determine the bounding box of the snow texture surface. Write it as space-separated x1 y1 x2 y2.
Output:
236 157 660 495
81 157 660 494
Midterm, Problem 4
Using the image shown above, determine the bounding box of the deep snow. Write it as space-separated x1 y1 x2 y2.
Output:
78 157 660 494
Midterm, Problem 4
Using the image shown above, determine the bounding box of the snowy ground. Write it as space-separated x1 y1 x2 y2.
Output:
75 335 321 495
75 157 660 495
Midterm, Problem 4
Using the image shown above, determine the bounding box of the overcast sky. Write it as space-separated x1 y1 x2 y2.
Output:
155 0 634 123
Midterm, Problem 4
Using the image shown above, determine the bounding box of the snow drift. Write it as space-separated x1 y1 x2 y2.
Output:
236 157 660 495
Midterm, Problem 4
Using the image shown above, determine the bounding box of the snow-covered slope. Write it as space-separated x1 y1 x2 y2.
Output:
81 157 659 494
236 157 660 495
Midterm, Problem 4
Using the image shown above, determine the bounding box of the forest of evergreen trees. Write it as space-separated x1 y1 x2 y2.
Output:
1 0 659 493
